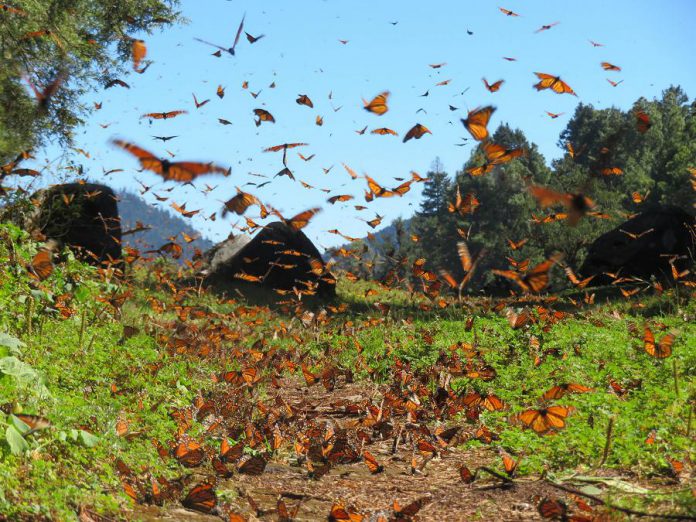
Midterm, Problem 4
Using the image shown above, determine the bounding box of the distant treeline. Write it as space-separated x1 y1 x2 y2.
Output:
328 86 696 293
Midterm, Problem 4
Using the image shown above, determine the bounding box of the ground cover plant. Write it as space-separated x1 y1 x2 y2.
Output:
0 223 694 521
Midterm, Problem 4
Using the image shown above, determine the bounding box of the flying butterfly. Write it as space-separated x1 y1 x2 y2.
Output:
402 123 431 143
296 94 313 108
363 91 390 115
483 78 504 92
635 111 652 133
222 188 260 216
111 139 228 181
461 106 496 141
542 383 593 400
533 72 577 96
140 110 187 120
528 185 595 226
643 326 674 358
492 254 563 293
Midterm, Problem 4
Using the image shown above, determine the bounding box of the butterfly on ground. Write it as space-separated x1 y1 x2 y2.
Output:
363 91 390 115
533 73 577 96
542 383 593 400
362 450 384 473
181 480 217 514
492 253 563 293
461 106 496 141
528 185 595 226
111 139 228 181
516 405 572 434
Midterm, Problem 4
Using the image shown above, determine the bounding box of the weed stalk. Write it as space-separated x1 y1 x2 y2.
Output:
599 415 615 467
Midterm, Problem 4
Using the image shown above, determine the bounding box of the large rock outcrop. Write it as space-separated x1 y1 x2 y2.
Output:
5 183 122 266
201 222 336 299
580 206 695 285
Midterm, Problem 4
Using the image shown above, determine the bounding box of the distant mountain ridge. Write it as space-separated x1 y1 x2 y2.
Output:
116 190 214 257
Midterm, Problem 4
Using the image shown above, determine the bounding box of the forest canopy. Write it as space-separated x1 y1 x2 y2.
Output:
330 86 696 294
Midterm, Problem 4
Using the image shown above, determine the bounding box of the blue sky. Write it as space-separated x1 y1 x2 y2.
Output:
30 0 696 250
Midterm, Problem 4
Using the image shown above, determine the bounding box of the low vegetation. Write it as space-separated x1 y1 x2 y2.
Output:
1 223 694 521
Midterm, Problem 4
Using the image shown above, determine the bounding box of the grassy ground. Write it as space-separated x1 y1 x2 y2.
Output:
0 223 694 521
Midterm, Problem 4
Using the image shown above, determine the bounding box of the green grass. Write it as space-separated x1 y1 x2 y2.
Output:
0 224 694 520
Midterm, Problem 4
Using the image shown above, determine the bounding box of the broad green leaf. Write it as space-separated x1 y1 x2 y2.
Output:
79 430 99 448
0 333 24 355
9 415 30 435
5 425 29 455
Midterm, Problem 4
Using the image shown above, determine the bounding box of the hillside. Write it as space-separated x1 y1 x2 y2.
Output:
116 190 214 257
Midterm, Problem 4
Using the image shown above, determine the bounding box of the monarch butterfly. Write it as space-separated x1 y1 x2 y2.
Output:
131 39 146 70
362 450 384 474
535 21 560 33
507 238 528 251
483 141 524 164
316 115 324 126
181 481 217 514
564 267 595 289
329 503 364 521
263 142 308 166
13 414 51 435
546 111 564 118
277 207 321 231
461 106 496 141
173 438 205 467
371 127 398 136
537 497 569 519
363 91 390 115
462 391 506 411
25 71 66 110
493 254 562 294
236 454 267 475
245 32 265 43
499 7 519 16
216 85 225 98
365 175 397 198
402 123 431 143
528 185 595 226
222 188 259 216
601 61 621 71
140 110 187 120
517 405 572 434
448 185 479 214
635 111 652 133
1 4 26 15
253 108 275 125
192 93 209 108
643 327 674 358
296 94 313 108
542 383 593 400
219 439 244 462
392 496 430 518
499 448 521 477
28 249 54 281
327 194 354 204
483 78 504 92
111 139 228 181
533 72 577 96
459 464 477 483
277 496 301 522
